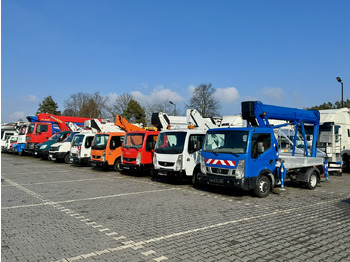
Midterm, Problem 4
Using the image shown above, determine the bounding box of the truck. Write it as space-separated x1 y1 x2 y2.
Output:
34 131 72 159
152 109 226 181
25 114 94 155
1 130 18 151
91 115 147 171
196 101 327 198
318 108 350 173
48 123 83 163
70 119 123 166
121 112 188 173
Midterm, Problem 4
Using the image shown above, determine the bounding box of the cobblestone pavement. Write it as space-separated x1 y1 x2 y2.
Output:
2 153 350 262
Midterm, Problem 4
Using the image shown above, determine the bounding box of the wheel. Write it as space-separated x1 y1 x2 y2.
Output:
342 155 349 172
18 151 23 156
113 158 122 172
254 176 271 198
305 171 318 190
64 153 71 164
192 173 197 185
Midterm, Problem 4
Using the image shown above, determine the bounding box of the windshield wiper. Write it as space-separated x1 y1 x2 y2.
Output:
221 151 239 157
205 149 218 156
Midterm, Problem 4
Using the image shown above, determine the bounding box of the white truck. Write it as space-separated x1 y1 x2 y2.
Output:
318 108 350 173
1 130 18 151
70 119 124 166
153 109 240 181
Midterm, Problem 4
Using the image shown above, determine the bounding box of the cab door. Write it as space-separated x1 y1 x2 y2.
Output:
186 134 205 177
144 134 158 164
247 131 276 180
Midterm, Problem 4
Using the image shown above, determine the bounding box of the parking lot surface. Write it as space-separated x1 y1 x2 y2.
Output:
2 153 350 262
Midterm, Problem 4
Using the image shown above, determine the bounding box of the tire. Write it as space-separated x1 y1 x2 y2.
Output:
64 153 71 164
113 158 122 172
342 155 349 172
305 171 318 190
18 151 23 156
192 173 198 186
254 176 271 198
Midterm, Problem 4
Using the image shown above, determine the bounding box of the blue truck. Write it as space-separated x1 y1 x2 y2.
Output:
196 101 328 197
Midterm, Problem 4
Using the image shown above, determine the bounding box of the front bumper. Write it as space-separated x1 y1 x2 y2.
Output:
34 149 49 159
121 163 153 172
71 155 90 165
49 151 67 160
196 172 245 189
91 160 108 168
154 169 187 179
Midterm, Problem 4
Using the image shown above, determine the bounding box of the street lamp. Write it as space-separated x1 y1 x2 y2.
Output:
336 77 344 108
169 101 176 115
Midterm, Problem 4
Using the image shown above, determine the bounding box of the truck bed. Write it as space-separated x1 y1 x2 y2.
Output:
279 155 324 169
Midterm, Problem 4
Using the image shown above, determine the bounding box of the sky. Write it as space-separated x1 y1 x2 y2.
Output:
2 0 350 123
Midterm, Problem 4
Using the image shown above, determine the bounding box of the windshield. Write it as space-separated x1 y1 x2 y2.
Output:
36 124 48 133
48 133 60 141
19 126 27 135
155 132 187 154
72 134 84 146
27 124 35 134
203 130 248 154
92 134 109 150
123 134 145 148
63 132 77 143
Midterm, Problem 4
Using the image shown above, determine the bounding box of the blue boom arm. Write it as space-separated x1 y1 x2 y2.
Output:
242 101 320 157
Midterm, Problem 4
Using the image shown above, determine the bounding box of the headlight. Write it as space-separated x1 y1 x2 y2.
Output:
136 152 141 165
200 155 206 174
102 151 106 161
235 159 245 179
40 144 47 150
175 154 183 171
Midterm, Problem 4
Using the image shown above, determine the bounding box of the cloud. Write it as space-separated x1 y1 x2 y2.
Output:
261 87 283 102
131 86 184 105
215 87 240 103
24 95 39 103
10 111 26 121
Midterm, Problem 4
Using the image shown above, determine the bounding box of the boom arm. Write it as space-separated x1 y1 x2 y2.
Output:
37 113 97 131
151 113 188 130
242 101 320 157
186 109 218 130
114 115 145 132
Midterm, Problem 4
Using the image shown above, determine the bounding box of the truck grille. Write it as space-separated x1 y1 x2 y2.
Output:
50 146 59 151
124 157 136 162
207 167 235 176
71 153 78 157
92 155 101 159
159 161 174 167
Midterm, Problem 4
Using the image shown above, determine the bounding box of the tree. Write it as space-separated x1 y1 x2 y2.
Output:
186 83 221 117
123 99 146 126
36 96 61 115
145 101 176 125
106 93 133 119
63 92 109 118
306 99 350 110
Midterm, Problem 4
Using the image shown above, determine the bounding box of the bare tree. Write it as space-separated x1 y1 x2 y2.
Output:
63 92 109 118
186 83 221 117
106 93 133 118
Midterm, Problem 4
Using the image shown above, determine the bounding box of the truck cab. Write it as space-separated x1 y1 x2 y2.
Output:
25 123 57 154
90 132 125 171
34 131 71 159
153 129 205 180
1 131 17 151
121 131 159 172
197 127 278 192
70 130 96 166
49 131 79 163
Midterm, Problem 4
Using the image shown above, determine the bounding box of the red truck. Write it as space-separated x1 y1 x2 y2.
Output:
121 130 159 173
25 114 95 155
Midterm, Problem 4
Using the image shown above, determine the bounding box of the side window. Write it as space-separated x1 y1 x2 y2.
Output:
37 124 48 133
146 135 158 151
85 136 94 148
188 134 205 153
110 136 123 149
251 133 271 158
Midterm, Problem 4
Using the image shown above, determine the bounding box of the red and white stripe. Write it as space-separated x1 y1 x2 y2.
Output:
206 158 236 167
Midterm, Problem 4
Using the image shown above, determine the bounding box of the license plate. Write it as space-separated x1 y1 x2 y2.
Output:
209 178 224 184
158 172 167 176
123 166 130 170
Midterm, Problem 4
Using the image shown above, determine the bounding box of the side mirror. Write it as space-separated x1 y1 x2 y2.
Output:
257 142 264 154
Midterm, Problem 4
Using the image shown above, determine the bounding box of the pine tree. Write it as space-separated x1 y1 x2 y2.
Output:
36 96 61 115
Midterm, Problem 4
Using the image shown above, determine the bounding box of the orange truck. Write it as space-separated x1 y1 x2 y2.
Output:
90 115 144 171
